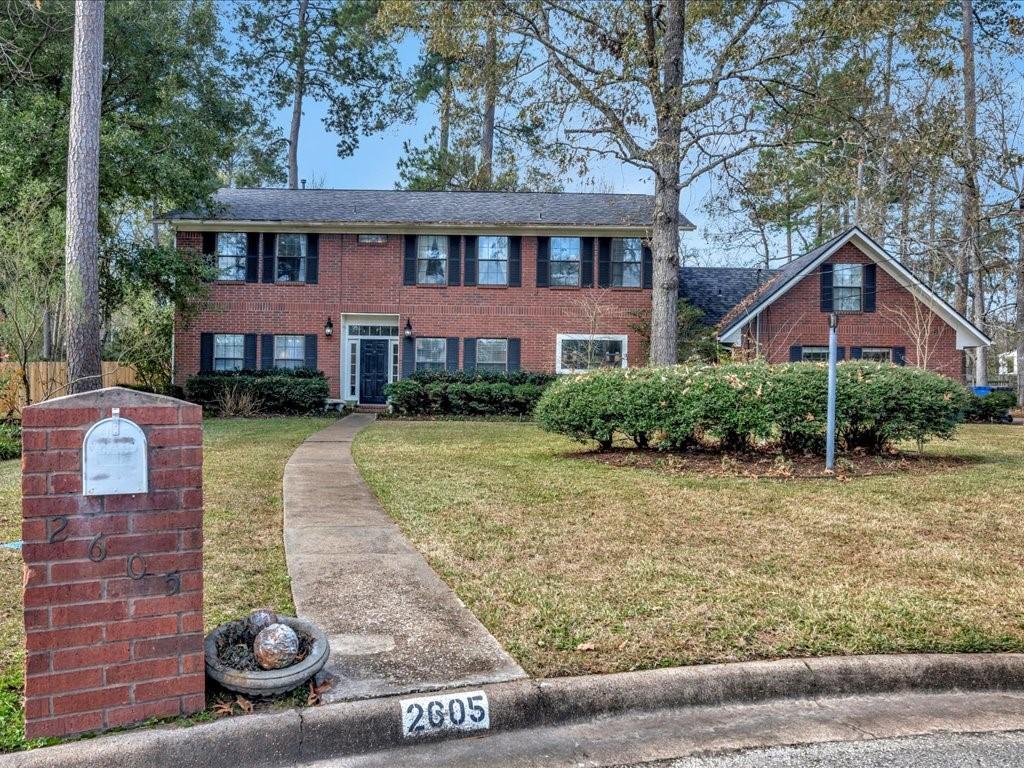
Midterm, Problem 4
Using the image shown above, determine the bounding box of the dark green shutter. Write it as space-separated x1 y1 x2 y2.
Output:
201 232 217 257
243 334 257 370
508 338 521 371
851 346 862 360
403 235 417 285
598 238 612 287
642 245 653 289
508 236 522 286
305 234 319 284
446 337 459 371
580 237 594 287
789 345 802 362
447 236 461 286
819 264 833 312
245 233 260 282
402 336 415 377
893 346 906 366
463 338 477 371
200 333 214 372
863 264 876 312
304 334 318 370
536 237 550 287
837 346 845 360
262 233 276 283
463 236 477 286
260 334 274 369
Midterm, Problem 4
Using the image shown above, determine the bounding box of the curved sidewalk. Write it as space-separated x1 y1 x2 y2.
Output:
283 413 524 703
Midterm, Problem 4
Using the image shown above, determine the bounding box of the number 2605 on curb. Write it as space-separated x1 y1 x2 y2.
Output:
400 690 490 737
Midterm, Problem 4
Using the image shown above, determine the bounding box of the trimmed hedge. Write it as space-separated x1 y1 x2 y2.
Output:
185 368 329 415
535 362 970 455
385 371 556 417
964 390 1016 423
0 423 20 461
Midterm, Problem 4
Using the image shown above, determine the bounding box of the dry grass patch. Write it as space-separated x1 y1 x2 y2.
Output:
353 421 1024 678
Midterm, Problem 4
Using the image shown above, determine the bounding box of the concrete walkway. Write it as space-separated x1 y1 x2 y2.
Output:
283 414 524 703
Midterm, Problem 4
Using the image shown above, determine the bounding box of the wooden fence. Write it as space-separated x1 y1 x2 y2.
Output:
0 361 139 417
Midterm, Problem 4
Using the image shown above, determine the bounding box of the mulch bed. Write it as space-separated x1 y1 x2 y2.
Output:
576 447 972 480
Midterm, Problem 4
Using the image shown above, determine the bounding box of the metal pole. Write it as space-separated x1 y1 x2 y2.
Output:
826 312 838 472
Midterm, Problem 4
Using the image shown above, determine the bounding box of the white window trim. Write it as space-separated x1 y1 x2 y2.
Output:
275 233 307 283
415 337 448 370
215 232 247 281
476 338 509 372
555 333 628 374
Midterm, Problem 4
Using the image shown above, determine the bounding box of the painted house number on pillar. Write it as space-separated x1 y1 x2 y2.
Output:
400 690 490 736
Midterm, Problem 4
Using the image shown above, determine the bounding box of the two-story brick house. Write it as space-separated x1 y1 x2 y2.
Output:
165 191 988 406
165 188 690 405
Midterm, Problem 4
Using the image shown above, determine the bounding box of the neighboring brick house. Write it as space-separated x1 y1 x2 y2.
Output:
164 188 695 405
682 227 990 378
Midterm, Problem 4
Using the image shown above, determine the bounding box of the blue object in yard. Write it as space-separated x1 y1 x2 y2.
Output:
972 386 992 397
0 540 22 551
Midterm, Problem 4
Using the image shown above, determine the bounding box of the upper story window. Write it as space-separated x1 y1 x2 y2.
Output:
476 339 508 372
216 233 247 281
213 334 244 371
611 238 642 288
276 234 307 283
832 264 863 311
549 237 581 287
478 236 509 285
416 235 448 285
556 334 627 374
415 338 447 371
274 335 306 369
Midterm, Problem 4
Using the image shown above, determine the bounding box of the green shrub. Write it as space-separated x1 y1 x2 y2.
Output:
535 362 969 455
0 422 20 460
185 368 329 415
964 390 1016 423
384 371 555 418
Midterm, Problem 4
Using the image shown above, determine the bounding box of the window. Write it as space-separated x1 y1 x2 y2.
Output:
549 237 581 287
611 238 642 288
213 334 244 371
216 233 247 281
476 339 508 373
832 264 863 311
801 346 829 362
556 334 627 374
391 342 400 382
861 347 892 363
415 338 447 371
274 335 306 369
358 234 388 245
276 234 307 282
478 236 509 285
416 235 448 285
349 324 398 337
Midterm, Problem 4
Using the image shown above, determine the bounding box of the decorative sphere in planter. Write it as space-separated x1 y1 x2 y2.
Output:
254 623 299 670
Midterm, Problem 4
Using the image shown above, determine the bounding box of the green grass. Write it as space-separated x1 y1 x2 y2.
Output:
353 421 1024 678
0 416 333 752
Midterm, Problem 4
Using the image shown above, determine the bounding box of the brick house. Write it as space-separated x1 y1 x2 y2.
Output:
165 188 692 405
165 193 988 406
683 227 990 377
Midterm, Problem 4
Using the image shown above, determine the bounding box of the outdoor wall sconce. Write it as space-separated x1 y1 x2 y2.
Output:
324 317 334 337
404 319 413 339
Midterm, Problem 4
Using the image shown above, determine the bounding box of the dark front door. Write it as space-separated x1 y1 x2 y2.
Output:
359 339 389 405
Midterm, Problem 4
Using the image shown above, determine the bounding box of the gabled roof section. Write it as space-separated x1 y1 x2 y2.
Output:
680 266 776 326
717 226 991 350
161 188 696 231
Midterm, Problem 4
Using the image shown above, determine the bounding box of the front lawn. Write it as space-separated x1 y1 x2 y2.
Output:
0 416 333 752
353 421 1024 678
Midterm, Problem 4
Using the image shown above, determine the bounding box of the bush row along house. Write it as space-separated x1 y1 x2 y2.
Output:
164 189 990 407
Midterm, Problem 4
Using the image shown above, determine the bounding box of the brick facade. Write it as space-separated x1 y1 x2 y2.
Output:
173 231 652 399
21 388 204 740
736 243 964 378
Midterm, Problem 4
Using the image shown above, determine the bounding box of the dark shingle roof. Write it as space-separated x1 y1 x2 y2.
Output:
163 188 696 229
679 267 776 326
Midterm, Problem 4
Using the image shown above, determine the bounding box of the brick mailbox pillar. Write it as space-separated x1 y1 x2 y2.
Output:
21 387 204 740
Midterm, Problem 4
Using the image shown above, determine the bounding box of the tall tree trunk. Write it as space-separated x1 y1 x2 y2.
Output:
649 0 683 366
873 28 895 241
478 18 497 188
287 0 309 190
64 0 104 395
438 58 453 185
961 0 985 383
41 307 52 361
1016 198 1023 406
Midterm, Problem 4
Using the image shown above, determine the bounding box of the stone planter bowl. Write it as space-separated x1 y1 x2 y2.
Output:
205 615 330 697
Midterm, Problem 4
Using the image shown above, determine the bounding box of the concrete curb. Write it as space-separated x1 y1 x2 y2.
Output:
4 653 1024 767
